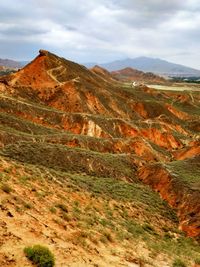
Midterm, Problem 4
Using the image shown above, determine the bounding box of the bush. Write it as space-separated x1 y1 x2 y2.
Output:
24 202 32 209
172 259 186 267
195 258 200 264
56 203 68 212
1 183 12 193
24 245 55 267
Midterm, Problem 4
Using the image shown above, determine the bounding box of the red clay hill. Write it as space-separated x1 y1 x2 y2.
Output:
90 65 118 83
112 67 167 84
0 49 200 242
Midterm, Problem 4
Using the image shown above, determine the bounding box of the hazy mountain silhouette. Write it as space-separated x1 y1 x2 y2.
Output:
85 57 200 77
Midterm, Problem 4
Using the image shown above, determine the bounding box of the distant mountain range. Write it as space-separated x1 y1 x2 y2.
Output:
85 57 200 77
1 56 200 77
0 58 24 69
90 65 167 84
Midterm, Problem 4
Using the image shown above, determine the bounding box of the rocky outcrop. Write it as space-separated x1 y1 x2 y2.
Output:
39 49 49 56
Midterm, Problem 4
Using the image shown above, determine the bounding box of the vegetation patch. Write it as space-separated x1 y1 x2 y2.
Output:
24 245 55 267
1 141 136 181
167 156 200 188
172 258 186 267
1 183 12 193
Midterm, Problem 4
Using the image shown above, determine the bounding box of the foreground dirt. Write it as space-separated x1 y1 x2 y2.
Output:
0 156 179 267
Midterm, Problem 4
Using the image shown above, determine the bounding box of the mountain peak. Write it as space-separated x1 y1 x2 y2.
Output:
0 50 114 113
1 50 94 88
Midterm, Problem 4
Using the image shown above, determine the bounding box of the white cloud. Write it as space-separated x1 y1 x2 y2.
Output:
0 0 199 69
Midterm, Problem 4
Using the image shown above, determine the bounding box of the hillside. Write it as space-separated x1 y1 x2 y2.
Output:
0 50 200 267
90 65 118 83
111 67 166 84
93 57 200 77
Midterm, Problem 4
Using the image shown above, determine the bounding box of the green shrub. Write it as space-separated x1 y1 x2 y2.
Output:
24 245 55 267
56 203 68 212
24 202 32 209
102 231 113 242
172 258 186 267
49 207 57 214
142 223 156 234
1 183 12 193
195 258 200 264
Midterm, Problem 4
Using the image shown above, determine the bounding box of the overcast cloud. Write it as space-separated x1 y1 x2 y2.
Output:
0 0 200 68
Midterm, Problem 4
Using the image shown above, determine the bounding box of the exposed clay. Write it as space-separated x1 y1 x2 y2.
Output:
139 164 200 237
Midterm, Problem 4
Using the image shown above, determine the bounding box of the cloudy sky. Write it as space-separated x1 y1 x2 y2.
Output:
0 0 200 68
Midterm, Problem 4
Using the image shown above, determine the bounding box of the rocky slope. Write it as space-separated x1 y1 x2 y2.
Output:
90 65 118 83
0 50 200 266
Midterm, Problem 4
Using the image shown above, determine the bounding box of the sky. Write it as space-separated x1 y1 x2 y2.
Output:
0 0 200 69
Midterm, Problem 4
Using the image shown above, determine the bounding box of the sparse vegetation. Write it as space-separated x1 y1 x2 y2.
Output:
172 258 186 267
167 158 200 187
24 245 55 267
0 155 199 265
